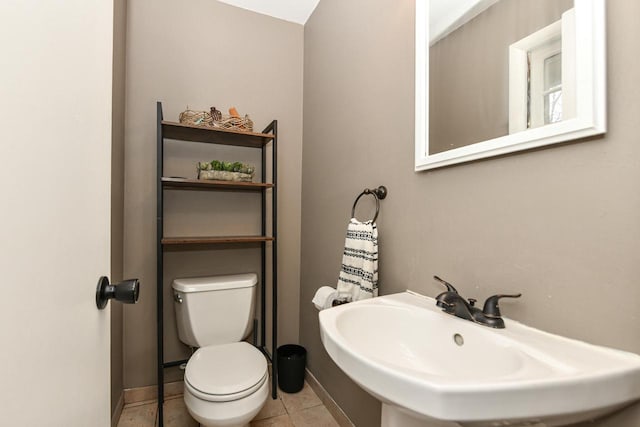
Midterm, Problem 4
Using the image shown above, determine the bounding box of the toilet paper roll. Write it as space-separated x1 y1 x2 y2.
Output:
312 286 339 310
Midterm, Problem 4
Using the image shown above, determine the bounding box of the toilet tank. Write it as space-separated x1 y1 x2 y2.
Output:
172 273 258 348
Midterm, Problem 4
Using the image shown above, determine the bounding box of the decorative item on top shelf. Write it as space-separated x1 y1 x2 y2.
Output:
210 107 222 122
178 108 213 126
197 160 255 182
178 106 254 132
212 106 254 132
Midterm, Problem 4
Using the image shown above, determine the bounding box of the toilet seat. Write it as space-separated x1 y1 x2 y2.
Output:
185 342 268 403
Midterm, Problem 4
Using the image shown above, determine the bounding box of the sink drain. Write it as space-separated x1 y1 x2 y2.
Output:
453 333 464 346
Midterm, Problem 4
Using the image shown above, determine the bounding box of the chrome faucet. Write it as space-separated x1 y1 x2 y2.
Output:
433 276 521 329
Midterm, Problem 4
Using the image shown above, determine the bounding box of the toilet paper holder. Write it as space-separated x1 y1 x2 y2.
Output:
332 298 351 307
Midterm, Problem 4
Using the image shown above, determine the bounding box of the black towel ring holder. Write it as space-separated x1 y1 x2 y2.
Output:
351 186 388 223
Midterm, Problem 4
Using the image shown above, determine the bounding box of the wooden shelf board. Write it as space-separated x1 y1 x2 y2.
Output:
162 235 275 245
162 177 273 191
162 121 273 147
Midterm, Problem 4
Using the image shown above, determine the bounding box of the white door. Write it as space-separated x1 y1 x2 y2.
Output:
0 1 114 426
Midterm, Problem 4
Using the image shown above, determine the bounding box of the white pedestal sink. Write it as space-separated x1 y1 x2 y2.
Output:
318 291 640 427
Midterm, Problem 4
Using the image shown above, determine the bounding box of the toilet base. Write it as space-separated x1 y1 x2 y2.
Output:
184 377 269 427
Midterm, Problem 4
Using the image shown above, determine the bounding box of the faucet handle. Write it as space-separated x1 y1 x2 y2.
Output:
482 294 522 318
433 275 458 294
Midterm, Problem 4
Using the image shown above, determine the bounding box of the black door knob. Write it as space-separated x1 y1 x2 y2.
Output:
96 276 140 309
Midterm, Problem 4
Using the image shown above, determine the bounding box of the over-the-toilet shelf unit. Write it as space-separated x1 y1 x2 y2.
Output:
155 102 278 427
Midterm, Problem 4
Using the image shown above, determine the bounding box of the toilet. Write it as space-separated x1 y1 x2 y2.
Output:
172 273 268 427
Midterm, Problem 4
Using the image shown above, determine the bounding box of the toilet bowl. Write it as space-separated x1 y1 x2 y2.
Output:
183 342 268 427
172 274 268 427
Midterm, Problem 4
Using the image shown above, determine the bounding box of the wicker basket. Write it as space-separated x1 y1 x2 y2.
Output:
179 109 213 126
214 115 254 132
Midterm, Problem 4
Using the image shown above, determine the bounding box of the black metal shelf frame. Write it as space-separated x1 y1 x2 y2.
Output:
156 102 278 427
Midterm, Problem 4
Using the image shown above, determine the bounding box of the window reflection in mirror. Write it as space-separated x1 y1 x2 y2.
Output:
509 7 575 133
543 53 563 125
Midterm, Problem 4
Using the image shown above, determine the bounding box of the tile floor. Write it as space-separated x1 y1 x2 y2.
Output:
117 381 340 427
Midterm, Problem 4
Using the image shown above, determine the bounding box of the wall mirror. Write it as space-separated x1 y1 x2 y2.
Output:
415 0 606 171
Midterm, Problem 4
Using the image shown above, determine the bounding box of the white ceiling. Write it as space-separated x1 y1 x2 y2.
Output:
430 0 499 44
216 0 495 33
216 0 321 25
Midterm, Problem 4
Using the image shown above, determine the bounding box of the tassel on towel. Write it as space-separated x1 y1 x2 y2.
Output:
336 218 378 301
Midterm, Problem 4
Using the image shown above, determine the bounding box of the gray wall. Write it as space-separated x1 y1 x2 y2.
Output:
301 0 640 426
123 0 303 388
111 0 126 419
429 0 572 153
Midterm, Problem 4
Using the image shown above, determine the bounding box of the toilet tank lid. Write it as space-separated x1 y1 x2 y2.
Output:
172 273 258 293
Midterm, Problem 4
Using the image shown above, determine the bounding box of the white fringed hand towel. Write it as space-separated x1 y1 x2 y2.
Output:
336 218 378 301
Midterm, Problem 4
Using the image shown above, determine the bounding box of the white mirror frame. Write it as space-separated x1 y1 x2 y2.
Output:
415 0 606 171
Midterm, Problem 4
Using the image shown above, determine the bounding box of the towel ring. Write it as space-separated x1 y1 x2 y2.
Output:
351 186 387 223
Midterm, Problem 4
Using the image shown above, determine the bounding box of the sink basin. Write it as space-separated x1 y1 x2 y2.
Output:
319 291 640 427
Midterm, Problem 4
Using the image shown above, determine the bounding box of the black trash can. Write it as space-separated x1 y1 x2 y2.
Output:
277 344 306 393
